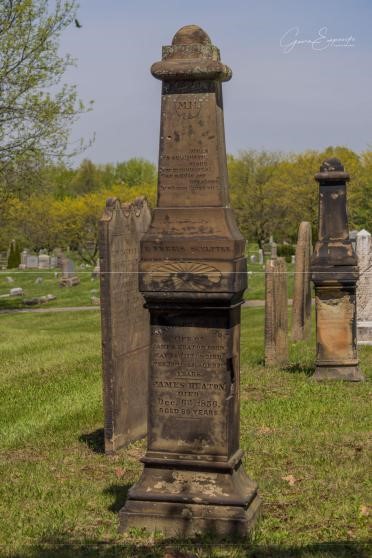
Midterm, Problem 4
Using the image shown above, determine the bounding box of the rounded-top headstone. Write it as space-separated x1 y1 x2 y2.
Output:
172 25 211 45
357 229 371 238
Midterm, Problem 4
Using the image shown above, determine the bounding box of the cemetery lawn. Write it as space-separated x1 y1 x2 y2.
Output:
0 269 100 310
0 264 293 310
0 308 370 558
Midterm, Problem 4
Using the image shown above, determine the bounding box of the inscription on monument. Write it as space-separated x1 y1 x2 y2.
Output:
149 325 232 454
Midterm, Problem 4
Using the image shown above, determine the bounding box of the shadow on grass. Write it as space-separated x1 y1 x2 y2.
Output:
9 539 371 558
284 363 315 377
103 483 131 513
79 428 105 454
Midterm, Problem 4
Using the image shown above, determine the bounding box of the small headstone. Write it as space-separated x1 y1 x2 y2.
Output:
291 255 296 264
10 287 24 297
59 258 80 287
250 254 257 263
91 260 100 279
271 242 277 259
19 250 28 270
34 277 43 285
292 222 312 341
264 257 288 366
50 256 58 268
99 196 151 453
258 249 264 264
39 294 56 304
24 298 40 306
356 229 372 345
5 276 14 283
26 255 38 269
38 254 50 269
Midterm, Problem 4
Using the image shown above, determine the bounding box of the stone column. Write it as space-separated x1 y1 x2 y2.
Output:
264 258 288 366
292 222 312 341
356 229 372 345
311 158 364 381
119 25 260 537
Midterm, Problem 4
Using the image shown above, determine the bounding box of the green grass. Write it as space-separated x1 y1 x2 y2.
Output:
0 308 370 557
0 269 100 310
245 262 295 301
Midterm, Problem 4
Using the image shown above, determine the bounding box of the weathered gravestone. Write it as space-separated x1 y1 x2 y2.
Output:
119 25 261 537
311 158 364 381
38 254 50 269
292 222 312 341
264 257 288 366
99 197 151 453
26 255 38 269
258 249 264 265
356 229 372 345
59 258 80 287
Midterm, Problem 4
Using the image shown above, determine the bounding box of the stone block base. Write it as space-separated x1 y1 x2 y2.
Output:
312 365 364 382
357 322 372 346
59 276 80 287
119 495 261 538
119 459 261 538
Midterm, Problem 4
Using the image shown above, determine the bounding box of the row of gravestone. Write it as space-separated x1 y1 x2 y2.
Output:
91 25 366 536
98 200 371 454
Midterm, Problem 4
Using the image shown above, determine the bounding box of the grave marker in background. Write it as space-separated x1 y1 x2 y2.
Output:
356 229 372 345
311 159 363 381
99 196 151 453
264 257 288 366
292 222 312 341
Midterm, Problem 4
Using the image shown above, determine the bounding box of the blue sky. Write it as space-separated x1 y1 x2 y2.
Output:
60 0 372 165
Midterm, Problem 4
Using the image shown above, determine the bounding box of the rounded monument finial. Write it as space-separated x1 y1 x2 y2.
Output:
320 158 344 172
172 25 211 46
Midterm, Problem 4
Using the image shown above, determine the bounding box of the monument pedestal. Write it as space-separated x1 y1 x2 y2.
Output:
120 454 260 537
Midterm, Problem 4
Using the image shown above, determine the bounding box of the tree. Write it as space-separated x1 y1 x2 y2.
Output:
115 158 156 186
0 0 92 199
228 150 284 247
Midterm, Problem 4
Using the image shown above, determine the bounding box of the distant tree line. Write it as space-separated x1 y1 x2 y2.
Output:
1 147 372 263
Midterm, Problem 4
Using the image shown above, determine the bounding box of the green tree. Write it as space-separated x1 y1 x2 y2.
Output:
115 158 156 186
228 150 284 246
0 0 92 199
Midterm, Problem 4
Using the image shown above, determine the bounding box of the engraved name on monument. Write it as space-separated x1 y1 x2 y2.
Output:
99 197 151 453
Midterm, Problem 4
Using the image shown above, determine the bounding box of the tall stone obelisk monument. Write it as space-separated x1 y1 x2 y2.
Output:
119 25 261 536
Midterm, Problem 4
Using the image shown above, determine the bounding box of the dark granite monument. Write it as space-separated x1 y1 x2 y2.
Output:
99 197 151 453
311 158 364 381
292 222 312 341
119 25 261 536
264 257 288 366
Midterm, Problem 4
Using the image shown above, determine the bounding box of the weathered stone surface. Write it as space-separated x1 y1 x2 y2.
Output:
292 222 312 341
264 257 288 366
311 158 364 381
356 229 372 345
99 197 151 453
119 25 260 537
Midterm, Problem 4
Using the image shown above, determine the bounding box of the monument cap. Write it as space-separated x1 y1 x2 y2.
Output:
315 157 350 182
151 25 232 82
172 25 211 46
